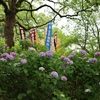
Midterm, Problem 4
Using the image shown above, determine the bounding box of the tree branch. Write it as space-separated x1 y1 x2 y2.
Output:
16 14 57 31
16 0 25 8
16 4 94 18
0 0 8 12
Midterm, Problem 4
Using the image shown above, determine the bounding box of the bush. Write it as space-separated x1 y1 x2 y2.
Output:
0 49 100 100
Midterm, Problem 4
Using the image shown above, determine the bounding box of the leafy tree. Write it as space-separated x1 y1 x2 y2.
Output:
0 0 99 48
69 8 100 53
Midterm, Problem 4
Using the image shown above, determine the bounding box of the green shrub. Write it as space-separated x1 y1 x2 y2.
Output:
0 49 100 100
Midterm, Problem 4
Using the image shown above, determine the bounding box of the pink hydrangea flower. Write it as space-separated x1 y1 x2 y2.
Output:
0 58 7 62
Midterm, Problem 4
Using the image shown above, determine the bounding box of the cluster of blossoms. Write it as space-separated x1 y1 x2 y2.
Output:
39 67 45 71
64 57 73 65
0 58 7 62
50 71 58 78
68 53 76 58
61 76 67 81
20 59 27 64
0 52 28 66
1 52 16 60
10 52 16 57
28 47 36 51
38 67 67 81
87 58 98 64
20 53 25 57
14 54 27 66
14 63 20 67
85 89 91 93
39 51 53 57
80 50 87 56
39 52 46 57
94 52 100 57
50 71 67 81
61 56 73 65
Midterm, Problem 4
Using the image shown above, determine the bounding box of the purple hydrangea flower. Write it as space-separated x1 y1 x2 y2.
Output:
20 54 25 57
61 76 67 81
68 53 76 58
46 51 53 57
10 52 16 57
50 71 58 78
6 54 14 60
39 52 46 57
87 58 98 64
64 57 73 65
1 52 9 57
20 59 27 64
80 50 87 56
39 67 45 71
64 57 71 62
94 52 100 56
67 60 73 65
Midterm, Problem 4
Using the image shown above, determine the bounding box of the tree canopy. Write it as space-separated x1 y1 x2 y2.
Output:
0 0 100 49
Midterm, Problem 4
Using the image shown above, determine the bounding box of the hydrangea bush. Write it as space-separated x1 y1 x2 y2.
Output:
0 48 100 100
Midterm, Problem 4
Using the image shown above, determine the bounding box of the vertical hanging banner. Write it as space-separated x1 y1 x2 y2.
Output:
54 32 57 50
20 27 26 39
36 33 40 44
51 31 57 52
44 25 46 45
30 29 36 42
57 38 60 51
45 21 52 50
51 32 61 52
51 37 55 52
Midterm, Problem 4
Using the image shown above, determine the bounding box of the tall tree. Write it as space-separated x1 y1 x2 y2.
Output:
0 0 99 48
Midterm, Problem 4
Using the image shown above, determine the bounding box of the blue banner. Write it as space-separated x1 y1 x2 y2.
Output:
45 21 52 50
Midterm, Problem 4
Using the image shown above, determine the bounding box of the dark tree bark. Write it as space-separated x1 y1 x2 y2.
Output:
1 0 17 48
4 11 16 48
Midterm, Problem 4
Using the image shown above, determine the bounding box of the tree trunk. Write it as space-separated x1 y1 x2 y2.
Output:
4 11 16 48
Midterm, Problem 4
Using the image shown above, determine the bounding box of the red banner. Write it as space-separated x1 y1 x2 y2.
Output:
30 29 36 42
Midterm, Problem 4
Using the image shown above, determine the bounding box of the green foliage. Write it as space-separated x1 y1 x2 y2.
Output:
63 35 78 47
0 47 100 100
0 38 5 52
